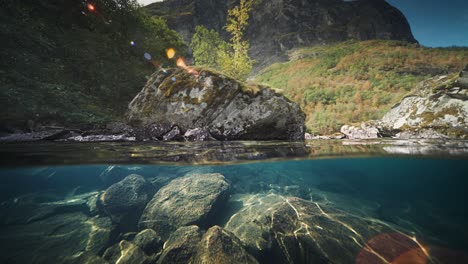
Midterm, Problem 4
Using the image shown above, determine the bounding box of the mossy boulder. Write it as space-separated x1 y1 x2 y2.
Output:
127 68 305 140
380 73 468 138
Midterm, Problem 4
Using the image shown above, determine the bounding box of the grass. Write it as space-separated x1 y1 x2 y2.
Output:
255 40 468 134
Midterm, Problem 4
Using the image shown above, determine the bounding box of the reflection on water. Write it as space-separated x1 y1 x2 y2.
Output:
0 153 467 263
1 139 468 166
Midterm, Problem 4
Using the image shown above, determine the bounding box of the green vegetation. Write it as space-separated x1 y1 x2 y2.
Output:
255 40 468 134
190 0 254 81
0 0 185 129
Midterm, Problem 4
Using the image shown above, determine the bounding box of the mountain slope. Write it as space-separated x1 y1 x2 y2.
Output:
0 0 185 131
147 0 416 70
254 40 468 134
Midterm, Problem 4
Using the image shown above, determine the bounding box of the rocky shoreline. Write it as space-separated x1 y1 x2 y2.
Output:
2 66 467 143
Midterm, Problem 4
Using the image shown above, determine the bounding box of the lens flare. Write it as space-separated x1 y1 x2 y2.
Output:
130 41 135 46
176 57 199 77
144 53 152 61
166 48 176 59
176 57 186 68
87 3 96 12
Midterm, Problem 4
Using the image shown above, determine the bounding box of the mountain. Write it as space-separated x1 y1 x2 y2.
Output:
146 0 417 69
254 40 468 134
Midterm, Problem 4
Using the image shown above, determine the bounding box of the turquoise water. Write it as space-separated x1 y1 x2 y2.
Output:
0 141 467 263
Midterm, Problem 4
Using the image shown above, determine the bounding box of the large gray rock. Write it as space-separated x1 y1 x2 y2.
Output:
224 193 425 264
146 0 416 70
193 226 258 264
157 225 203 264
380 74 468 138
127 69 305 140
100 174 154 228
139 173 230 239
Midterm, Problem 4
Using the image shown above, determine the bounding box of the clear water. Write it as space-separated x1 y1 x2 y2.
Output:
0 140 467 263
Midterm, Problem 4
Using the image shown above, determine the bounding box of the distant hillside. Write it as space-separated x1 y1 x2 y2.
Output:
255 40 468 134
0 0 185 131
146 0 416 70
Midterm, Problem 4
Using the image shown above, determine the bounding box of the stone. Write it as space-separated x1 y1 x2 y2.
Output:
340 124 380 139
139 173 230 239
64 134 136 142
162 126 183 141
133 229 163 255
157 225 203 264
100 174 154 228
184 128 215 141
457 64 468 89
380 74 468 138
192 225 259 264
146 0 416 71
114 240 150 264
0 212 113 263
127 69 305 140
224 193 425 263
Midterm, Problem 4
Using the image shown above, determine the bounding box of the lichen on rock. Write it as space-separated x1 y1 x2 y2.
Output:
127 68 305 141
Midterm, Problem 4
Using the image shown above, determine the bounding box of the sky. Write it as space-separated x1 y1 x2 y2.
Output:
137 0 468 47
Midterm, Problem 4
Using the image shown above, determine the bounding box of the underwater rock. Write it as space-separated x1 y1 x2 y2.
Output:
193 225 259 264
184 128 215 141
139 173 230 239
114 240 150 264
127 69 306 140
0 212 113 264
224 193 425 263
100 174 154 228
133 229 163 255
0 191 99 225
157 225 203 264
99 165 143 187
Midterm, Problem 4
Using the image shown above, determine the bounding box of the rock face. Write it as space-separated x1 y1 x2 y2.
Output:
340 70 468 139
100 174 154 228
380 73 468 138
139 173 230 239
127 69 305 140
146 0 416 70
224 193 426 263
193 226 259 264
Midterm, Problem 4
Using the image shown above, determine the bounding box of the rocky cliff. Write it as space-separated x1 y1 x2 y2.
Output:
146 0 416 69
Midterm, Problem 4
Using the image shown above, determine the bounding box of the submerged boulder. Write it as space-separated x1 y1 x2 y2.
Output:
139 173 230 239
0 212 113 264
157 225 203 264
100 174 154 228
224 193 426 263
127 69 305 140
193 226 259 264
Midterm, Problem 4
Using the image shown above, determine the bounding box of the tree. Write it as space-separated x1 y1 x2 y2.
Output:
190 0 254 81
190 26 229 69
